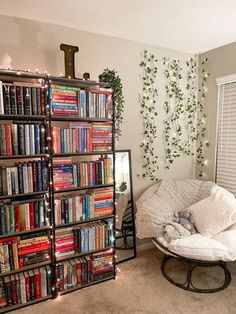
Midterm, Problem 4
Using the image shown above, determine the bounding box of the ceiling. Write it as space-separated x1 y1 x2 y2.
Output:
0 0 236 53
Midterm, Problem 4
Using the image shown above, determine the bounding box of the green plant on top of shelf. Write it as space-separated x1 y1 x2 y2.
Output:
99 68 124 142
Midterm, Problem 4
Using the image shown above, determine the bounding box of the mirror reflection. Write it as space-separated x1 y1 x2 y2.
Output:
115 150 136 263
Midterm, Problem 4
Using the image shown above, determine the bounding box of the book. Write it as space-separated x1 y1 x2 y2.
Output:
3 84 11 114
16 85 24 115
0 82 4 115
10 85 17 115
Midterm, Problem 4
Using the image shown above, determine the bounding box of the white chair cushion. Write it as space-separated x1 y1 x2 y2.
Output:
167 233 236 261
189 188 236 237
213 230 236 254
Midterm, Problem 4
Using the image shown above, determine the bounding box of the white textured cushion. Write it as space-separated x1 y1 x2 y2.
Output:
167 234 236 261
213 230 236 254
189 188 236 237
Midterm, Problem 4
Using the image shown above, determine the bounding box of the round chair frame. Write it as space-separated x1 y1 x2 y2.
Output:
152 238 232 293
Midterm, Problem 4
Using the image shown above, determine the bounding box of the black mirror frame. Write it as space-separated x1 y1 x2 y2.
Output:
115 149 137 264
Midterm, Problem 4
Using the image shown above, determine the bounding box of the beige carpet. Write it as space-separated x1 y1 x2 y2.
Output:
11 243 236 314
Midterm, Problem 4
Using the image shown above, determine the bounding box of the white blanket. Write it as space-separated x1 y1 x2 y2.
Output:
135 179 216 239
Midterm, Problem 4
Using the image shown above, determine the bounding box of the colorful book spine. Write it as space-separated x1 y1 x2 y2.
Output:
51 85 112 118
0 160 48 196
0 81 45 116
53 157 112 191
0 266 51 309
0 123 45 156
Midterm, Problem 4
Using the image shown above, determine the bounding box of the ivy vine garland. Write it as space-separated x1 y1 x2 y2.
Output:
185 57 198 152
163 57 185 169
196 58 210 177
99 68 124 142
139 50 159 181
139 51 209 180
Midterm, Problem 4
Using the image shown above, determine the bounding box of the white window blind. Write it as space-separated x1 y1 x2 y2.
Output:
216 80 236 195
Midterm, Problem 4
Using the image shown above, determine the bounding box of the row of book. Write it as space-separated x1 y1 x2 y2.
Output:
78 89 112 119
53 157 113 190
0 81 46 116
56 256 91 290
55 250 113 291
0 266 51 309
51 122 112 154
74 220 113 253
0 123 46 156
0 199 50 235
54 188 113 225
0 232 50 273
92 123 112 152
50 85 112 118
91 250 114 282
55 219 113 258
0 161 48 196
50 85 80 116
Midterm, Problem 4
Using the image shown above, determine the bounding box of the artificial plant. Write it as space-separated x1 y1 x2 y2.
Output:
99 68 124 142
139 50 159 180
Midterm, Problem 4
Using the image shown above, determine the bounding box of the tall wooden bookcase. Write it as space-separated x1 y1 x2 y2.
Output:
0 70 116 313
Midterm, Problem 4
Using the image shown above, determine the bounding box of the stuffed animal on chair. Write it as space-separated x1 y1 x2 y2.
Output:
173 209 197 234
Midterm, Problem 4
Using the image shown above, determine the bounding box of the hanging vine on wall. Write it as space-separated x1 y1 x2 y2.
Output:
139 50 159 181
139 50 209 180
196 58 210 177
99 68 124 142
185 57 198 152
163 58 185 169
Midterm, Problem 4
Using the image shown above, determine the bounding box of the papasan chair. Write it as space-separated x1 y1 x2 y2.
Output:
136 179 236 293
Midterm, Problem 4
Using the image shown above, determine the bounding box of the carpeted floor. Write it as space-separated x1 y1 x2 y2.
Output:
11 243 236 314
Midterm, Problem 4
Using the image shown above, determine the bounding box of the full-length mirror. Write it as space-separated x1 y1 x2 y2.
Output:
115 149 136 263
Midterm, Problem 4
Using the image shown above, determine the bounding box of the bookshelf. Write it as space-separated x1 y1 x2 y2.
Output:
0 70 116 313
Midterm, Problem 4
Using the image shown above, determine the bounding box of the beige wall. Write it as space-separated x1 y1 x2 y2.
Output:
199 42 236 181
0 15 195 199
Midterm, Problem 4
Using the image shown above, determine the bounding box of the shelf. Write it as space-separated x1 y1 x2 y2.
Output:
0 114 47 121
0 226 51 239
0 70 45 81
53 184 114 194
55 214 114 229
0 71 116 311
56 246 113 262
0 190 48 200
0 295 52 314
0 261 51 277
59 275 115 296
50 76 110 88
53 151 113 157
0 154 48 160
51 116 112 122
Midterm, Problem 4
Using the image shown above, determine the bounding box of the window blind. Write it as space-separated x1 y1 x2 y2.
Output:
216 81 236 195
